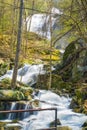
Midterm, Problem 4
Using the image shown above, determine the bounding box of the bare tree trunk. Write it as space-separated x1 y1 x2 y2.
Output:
49 0 52 89
11 0 23 89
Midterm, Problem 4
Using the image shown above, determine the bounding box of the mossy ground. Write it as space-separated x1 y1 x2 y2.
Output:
0 32 60 65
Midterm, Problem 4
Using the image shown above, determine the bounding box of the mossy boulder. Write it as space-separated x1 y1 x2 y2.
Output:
0 90 24 101
63 43 75 63
0 78 33 100
57 126 72 130
4 122 22 130
50 119 61 127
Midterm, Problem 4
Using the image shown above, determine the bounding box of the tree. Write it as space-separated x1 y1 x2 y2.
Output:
53 0 87 44
11 0 23 89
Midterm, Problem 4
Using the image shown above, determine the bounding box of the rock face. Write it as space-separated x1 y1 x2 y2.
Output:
57 39 87 82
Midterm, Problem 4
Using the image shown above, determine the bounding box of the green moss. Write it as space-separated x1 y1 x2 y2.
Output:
63 43 75 62
57 126 72 130
0 78 11 89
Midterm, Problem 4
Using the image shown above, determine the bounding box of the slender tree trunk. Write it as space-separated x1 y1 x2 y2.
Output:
11 0 23 89
49 0 52 89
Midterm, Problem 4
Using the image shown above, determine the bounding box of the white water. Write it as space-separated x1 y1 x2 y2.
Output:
8 102 16 120
0 64 45 86
25 7 61 39
0 65 87 130
20 90 87 130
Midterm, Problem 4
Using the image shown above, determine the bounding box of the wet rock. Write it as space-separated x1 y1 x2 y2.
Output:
50 119 61 127
70 97 79 109
82 121 87 130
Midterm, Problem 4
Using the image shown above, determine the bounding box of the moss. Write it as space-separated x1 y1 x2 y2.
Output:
0 32 61 66
70 83 87 114
0 62 9 76
0 78 12 89
0 78 34 100
63 43 75 62
57 126 72 130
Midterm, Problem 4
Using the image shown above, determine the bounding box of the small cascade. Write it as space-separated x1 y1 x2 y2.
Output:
0 64 45 86
21 90 87 130
7 101 35 121
25 7 62 39
8 102 16 120
23 102 33 118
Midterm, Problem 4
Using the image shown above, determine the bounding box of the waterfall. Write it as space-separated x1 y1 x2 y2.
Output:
7 101 35 121
0 64 45 86
23 102 34 119
8 102 16 120
25 7 62 39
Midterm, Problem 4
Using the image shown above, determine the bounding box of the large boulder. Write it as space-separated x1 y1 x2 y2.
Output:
57 39 87 82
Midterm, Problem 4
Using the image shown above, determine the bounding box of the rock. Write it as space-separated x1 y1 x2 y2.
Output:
0 78 33 100
57 126 72 130
0 90 24 101
82 121 87 127
70 97 79 109
5 124 22 130
50 119 61 127
82 121 87 130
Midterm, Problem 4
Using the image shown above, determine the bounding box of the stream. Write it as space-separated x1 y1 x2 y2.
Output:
0 64 87 130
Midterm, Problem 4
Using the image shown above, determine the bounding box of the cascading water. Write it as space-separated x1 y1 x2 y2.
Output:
25 7 61 39
0 64 87 130
0 64 45 86
20 90 87 130
8 102 16 120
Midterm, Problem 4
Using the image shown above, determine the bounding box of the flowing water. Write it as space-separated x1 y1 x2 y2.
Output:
20 90 87 130
0 64 87 130
0 64 45 86
8 102 16 120
25 7 61 39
